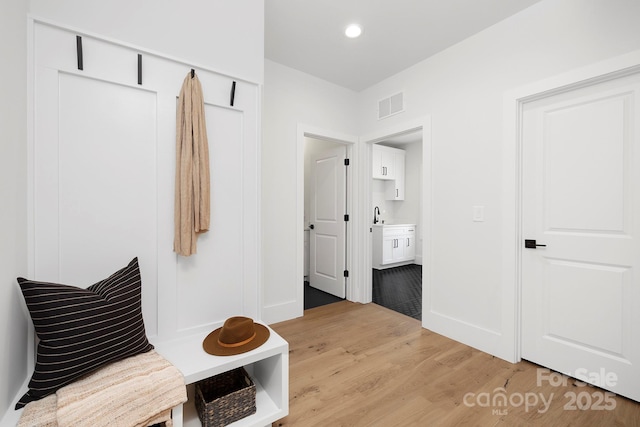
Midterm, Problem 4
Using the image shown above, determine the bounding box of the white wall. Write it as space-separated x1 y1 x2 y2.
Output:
357 0 640 358
262 60 358 323
371 178 394 223
0 0 29 416
263 0 640 358
29 0 264 83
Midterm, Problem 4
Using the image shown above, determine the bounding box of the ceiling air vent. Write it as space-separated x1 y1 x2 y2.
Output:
378 92 404 120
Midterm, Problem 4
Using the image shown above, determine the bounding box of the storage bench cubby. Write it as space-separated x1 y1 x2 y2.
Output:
152 326 288 427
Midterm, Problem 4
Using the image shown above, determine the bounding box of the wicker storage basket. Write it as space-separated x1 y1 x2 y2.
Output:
194 367 257 427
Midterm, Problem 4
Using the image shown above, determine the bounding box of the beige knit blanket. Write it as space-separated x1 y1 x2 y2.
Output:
174 71 211 256
18 350 187 427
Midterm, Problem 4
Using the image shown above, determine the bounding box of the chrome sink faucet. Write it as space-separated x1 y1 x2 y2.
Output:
373 206 380 224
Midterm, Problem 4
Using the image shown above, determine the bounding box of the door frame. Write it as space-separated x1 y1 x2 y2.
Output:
296 124 357 313
501 50 640 363
359 116 432 315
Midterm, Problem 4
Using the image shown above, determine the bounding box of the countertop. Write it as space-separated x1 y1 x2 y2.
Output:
372 223 415 227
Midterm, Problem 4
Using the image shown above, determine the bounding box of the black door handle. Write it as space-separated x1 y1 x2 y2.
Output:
309 224 314 230
525 239 546 249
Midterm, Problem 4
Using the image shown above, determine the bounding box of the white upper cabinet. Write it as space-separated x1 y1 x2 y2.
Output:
372 144 397 179
385 149 405 200
372 145 406 200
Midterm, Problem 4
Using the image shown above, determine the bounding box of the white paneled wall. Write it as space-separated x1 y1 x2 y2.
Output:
0 0 28 417
55 74 160 334
29 0 264 84
176 104 245 332
31 21 260 341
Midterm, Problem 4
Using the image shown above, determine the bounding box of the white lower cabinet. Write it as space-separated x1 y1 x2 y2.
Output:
373 224 416 269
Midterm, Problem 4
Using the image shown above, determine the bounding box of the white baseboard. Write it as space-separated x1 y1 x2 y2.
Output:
1 377 28 426
262 300 303 325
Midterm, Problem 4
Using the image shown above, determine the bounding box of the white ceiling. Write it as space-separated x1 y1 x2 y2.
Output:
265 0 544 92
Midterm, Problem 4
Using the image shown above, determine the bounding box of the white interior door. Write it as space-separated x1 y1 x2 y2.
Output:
521 71 640 402
309 145 346 298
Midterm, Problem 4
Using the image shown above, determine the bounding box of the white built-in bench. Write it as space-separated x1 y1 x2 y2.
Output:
152 325 289 427
1 326 288 427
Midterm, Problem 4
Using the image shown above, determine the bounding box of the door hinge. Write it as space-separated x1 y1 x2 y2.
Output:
344 270 349 278
344 158 350 166
344 214 349 221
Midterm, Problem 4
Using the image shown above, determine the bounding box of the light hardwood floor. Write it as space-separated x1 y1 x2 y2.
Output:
270 301 640 426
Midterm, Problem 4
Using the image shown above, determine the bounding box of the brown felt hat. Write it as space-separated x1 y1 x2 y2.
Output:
202 316 270 356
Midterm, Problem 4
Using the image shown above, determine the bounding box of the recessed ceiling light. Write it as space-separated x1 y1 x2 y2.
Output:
345 24 362 38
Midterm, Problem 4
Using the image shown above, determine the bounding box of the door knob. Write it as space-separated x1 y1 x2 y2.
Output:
309 224 314 230
525 239 546 249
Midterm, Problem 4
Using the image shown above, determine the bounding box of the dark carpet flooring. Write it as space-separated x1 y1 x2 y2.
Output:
304 264 422 320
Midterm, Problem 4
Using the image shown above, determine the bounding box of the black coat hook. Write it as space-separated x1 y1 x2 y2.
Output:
137 54 142 85
191 68 195 78
76 36 83 70
230 81 236 106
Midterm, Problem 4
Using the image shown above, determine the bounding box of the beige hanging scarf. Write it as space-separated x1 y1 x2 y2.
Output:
174 71 210 256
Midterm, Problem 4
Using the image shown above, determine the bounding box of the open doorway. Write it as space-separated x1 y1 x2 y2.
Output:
360 117 431 326
296 125 358 315
370 131 423 319
304 137 347 308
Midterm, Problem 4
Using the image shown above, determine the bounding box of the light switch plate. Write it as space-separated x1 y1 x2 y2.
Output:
473 205 484 222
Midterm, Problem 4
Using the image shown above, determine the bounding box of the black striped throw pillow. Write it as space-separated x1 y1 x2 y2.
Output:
15 257 153 409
